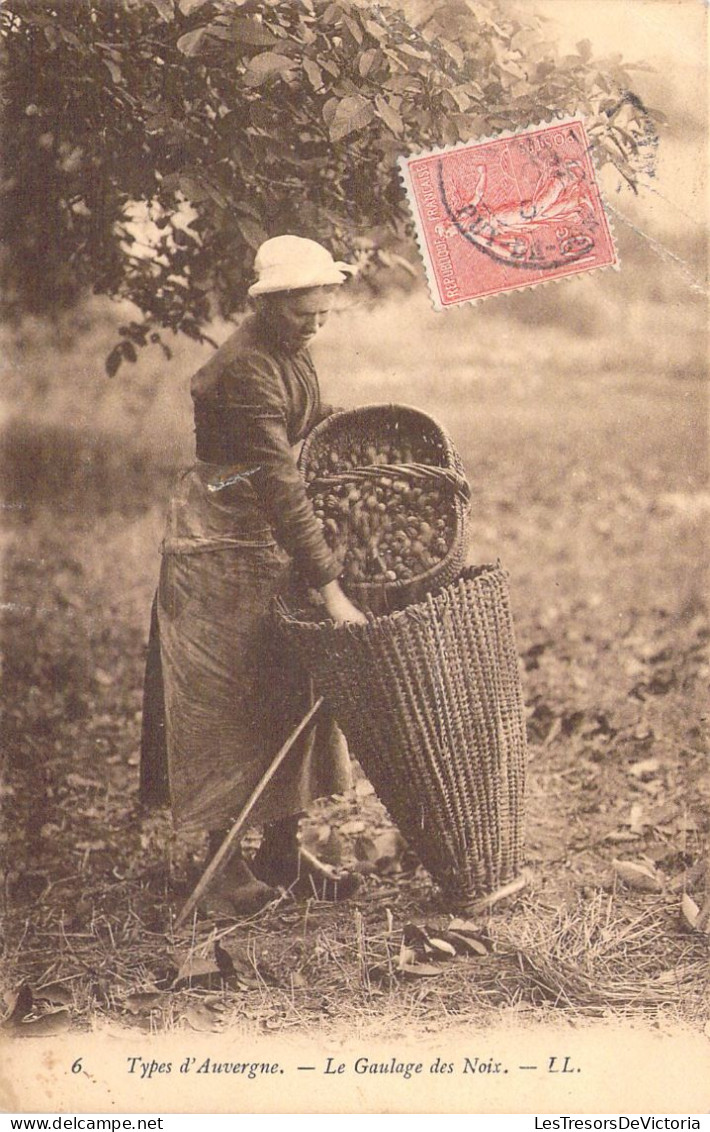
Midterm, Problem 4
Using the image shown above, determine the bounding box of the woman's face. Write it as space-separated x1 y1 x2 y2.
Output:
267 287 338 351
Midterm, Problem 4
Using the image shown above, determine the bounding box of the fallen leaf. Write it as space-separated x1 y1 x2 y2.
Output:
2 984 33 1028
122 992 165 1015
14 1010 72 1037
681 893 700 931
449 918 485 936
611 858 664 893
398 961 442 978
426 936 457 959
213 942 235 979
35 982 74 1007
184 1003 224 1032
173 952 221 988
446 931 489 957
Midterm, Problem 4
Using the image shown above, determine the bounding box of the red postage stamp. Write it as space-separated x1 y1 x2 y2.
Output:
398 118 617 309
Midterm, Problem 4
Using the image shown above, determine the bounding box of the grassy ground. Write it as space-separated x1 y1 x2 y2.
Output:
1 239 709 1039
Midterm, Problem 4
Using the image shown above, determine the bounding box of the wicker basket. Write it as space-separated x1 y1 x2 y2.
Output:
299 404 470 615
275 564 527 905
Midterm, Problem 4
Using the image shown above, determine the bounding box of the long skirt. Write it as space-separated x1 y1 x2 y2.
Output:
140 472 350 834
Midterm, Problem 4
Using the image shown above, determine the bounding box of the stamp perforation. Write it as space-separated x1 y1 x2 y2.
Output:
398 115 619 312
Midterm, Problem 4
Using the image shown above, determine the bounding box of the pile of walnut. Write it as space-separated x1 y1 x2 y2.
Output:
305 439 455 585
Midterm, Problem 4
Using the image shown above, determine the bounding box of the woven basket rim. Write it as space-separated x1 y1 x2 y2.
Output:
299 403 468 609
275 561 503 632
299 402 462 471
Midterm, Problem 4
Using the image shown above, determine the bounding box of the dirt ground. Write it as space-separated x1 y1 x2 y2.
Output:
1 272 709 1042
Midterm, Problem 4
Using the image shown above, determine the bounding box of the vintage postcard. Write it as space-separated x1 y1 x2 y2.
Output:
1 0 707 1117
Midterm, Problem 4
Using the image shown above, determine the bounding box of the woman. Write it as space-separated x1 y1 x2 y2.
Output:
140 235 366 914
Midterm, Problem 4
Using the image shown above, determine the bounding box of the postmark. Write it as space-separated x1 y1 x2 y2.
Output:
399 117 618 309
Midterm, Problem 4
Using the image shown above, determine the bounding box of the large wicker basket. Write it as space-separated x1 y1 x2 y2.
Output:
299 404 470 615
275 564 527 905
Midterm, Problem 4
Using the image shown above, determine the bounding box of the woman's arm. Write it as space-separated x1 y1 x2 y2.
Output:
214 353 364 624
320 580 368 625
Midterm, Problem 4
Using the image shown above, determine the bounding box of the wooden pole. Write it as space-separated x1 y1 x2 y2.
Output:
175 695 325 929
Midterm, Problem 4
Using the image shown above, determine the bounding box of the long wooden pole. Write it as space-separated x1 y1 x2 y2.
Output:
175 695 324 929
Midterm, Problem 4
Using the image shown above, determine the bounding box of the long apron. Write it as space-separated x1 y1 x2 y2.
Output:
141 463 350 834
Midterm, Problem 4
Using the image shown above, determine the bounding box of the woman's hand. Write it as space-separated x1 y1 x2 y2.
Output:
320 580 368 626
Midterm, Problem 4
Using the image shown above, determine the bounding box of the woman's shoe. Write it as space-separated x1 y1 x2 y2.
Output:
200 834 277 917
251 827 360 901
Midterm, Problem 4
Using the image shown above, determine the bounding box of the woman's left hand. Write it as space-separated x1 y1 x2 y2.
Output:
321 580 368 625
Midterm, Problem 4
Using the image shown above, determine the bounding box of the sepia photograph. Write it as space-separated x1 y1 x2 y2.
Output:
0 0 708 1115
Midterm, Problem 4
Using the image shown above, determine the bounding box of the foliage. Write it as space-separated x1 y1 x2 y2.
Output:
0 0 658 369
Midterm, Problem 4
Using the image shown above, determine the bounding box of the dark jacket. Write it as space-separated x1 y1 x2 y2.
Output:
191 312 339 589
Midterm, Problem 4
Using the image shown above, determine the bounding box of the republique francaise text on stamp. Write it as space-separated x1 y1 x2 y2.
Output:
399 117 618 309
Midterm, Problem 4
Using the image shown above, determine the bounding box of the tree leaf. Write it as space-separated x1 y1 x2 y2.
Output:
322 97 339 126
374 94 403 135
303 57 324 90
364 20 387 41
329 95 374 142
105 345 123 378
343 14 363 45
223 18 279 48
439 38 464 68
178 0 210 13
177 174 210 202
176 27 208 56
319 57 340 78
235 214 269 250
148 0 175 22
243 52 296 87
358 47 379 77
